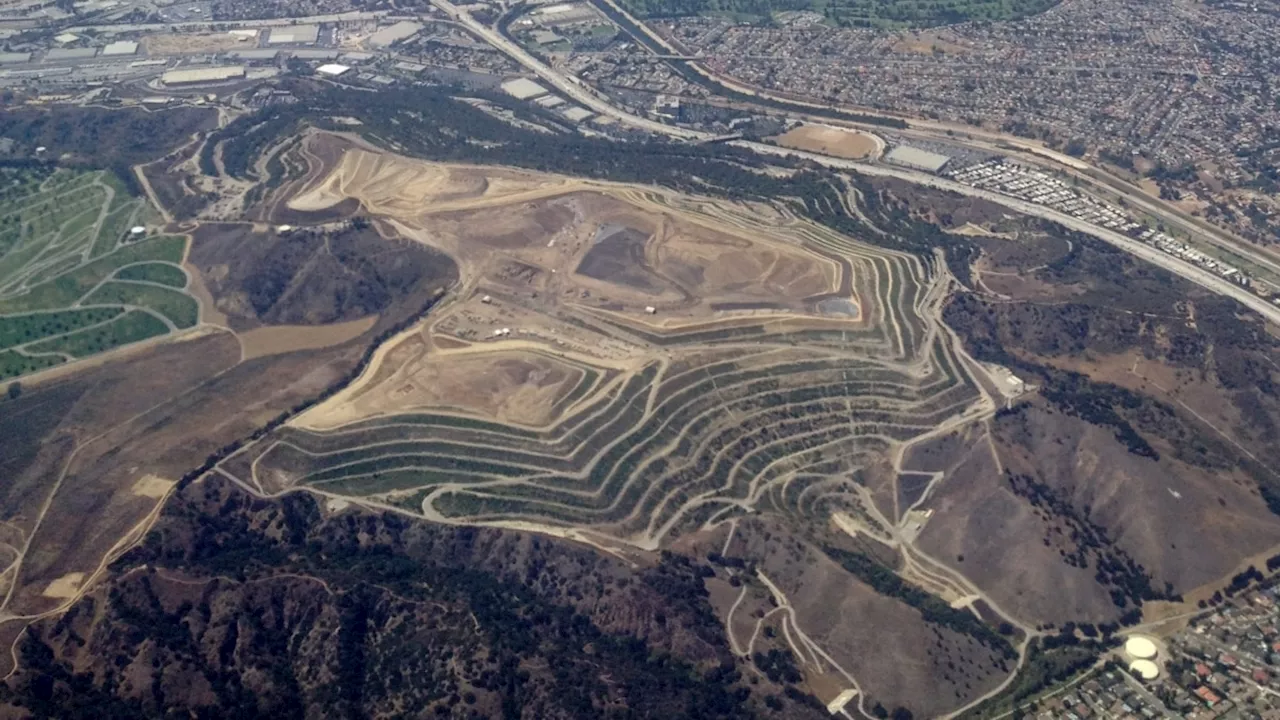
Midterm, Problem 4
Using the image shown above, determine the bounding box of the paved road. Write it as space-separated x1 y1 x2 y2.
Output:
65 9 392 33
430 1 1280 326
737 142 1280 326
587 0 1280 291
427 0 708 140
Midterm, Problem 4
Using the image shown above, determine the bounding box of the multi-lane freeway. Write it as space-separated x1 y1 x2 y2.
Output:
740 143 1280 326
425 0 1280 326
428 0 708 140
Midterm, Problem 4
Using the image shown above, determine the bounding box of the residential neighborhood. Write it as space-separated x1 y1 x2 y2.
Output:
1030 581 1280 720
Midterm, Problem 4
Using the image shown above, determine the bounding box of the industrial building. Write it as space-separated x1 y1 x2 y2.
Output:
45 47 97 61
291 49 339 60
267 24 319 45
531 30 565 46
366 20 422 48
393 61 427 74
316 63 350 77
161 65 246 85
500 77 548 100
560 106 593 122
884 145 953 173
0 53 31 65
101 40 138 56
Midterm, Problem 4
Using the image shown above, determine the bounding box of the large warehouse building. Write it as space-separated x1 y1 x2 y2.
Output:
267 24 319 45
884 145 953 174
101 40 139 56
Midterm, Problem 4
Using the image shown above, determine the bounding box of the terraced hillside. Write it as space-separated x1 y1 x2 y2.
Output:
0 167 197 380
234 140 987 546
208 134 1022 715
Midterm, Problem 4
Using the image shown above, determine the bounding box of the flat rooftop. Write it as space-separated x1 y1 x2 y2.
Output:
45 47 97 61
267 24 319 45
101 40 138 56
884 145 952 173
500 77 548 100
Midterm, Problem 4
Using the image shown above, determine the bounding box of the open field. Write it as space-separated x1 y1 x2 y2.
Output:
0 168 198 380
771 124 883 160
142 31 258 55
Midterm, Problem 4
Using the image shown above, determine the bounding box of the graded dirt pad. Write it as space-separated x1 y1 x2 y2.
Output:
297 339 592 430
577 224 667 295
268 196 362 227
130 475 175 500
143 32 258 55
40 572 85 599
239 316 377 359
650 211 839 305
771 124 882 160
287 145 570 217
285 136 842 320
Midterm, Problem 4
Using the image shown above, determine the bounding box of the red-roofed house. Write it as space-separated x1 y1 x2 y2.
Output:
1194 686 1222 706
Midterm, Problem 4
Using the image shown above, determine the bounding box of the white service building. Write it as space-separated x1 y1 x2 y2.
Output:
884 145 953 174
101 40 139 56
267 24 320 45
500 77 548 100
316 63 351 77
